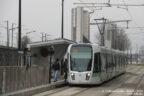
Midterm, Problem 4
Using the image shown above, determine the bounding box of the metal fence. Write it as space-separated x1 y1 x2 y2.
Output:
0 66 49 95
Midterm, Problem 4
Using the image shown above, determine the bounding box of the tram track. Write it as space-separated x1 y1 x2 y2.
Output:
71 87 92 96
34 65 144 96
107 66 144 96
46 86 70 96
131 74 144 96
70 70 133 96
71 72 132 96
105 73 133 96
48 87 90 96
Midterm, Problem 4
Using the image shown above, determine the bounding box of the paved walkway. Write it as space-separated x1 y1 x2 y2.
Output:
0 80 66 96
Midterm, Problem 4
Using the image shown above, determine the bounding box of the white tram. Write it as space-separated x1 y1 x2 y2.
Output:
67 44 127 84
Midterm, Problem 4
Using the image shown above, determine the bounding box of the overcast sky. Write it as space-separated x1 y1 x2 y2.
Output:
0 0 144 51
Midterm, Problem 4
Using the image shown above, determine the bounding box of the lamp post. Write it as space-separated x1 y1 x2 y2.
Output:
61 0 64 39
18 0 22 50
25 30 36 35
18 0 22 66
25 30 36 42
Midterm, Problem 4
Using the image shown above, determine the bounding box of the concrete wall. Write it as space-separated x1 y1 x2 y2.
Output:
0 48 18 66
0 66 49 95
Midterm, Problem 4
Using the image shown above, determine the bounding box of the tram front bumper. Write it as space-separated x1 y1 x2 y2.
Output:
67 74 102 85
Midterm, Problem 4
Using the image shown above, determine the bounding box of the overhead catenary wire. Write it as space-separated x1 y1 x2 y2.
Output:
124 3 144 33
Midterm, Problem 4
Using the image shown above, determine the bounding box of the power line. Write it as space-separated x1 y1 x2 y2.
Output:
90 20 131 25
125 6 144 33
73 3 144 7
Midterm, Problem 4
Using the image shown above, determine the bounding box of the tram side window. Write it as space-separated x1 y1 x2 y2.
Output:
125 57 127 65
101 53 106 71
93 53 101 73
117 55 119 67
120 56 122 67
122 56 124 66
112 54 115 67
119 56 120 67
105 54 108 69
115 55 117 67
124 57 126 66
110 54 113 67
107 54 111 68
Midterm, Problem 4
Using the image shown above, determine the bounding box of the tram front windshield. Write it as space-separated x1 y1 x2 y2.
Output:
70 46 92 72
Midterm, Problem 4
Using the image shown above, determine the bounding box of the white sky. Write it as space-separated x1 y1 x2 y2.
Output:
0 0 144 51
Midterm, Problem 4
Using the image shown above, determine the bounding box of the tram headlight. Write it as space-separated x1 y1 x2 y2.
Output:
86 73 91 80
71 73 75 80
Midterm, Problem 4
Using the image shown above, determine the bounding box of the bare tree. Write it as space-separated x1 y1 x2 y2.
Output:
139 46 144 56
116 28 131 51
21 35 31 50
96 23 131 51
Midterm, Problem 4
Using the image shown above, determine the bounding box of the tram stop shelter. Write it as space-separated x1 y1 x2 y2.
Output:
26 38 75 82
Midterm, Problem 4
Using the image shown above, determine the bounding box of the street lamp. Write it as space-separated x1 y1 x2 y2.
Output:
61 0 64 39
26 30 36 35
18 0 22 50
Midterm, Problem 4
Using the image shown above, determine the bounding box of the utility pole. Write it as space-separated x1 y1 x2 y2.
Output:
41 32 44 42
6 21 9 47
12 23 14 47
45 33 47 41
5 21 10 66
61 0 64 39
9 23 17 47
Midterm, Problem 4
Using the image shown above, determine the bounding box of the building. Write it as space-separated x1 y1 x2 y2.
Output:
71 7 90 43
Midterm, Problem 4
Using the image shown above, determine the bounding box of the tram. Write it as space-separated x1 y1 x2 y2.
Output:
67 43 127 84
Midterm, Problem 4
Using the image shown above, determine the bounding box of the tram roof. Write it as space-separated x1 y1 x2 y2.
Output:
69 43 125 53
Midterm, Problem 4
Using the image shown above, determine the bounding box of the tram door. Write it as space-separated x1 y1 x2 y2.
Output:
100 53 107 82
93 53 102 81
